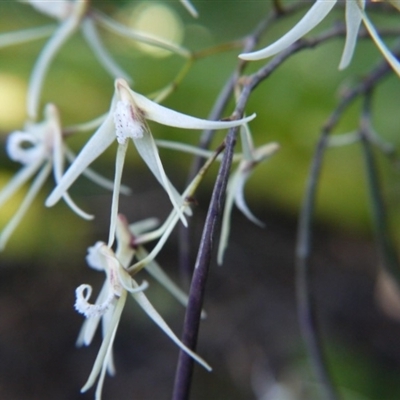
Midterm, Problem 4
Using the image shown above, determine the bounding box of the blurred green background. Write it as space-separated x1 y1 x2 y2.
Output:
1 1 400 399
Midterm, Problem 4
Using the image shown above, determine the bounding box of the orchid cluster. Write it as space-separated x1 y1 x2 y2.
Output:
1 0 399 399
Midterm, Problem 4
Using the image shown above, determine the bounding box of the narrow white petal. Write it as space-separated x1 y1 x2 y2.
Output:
130 211 180 273
0 161 51 250
93 11 191 58
115 216 136 266
239 124 255 162
128 218 159 236
217 173 237 265
81 291 127 393
0 25 54 48
239 0 337 60
131 281 211 371
101 304 117 376
133 133 188 226
136 246 206 318
94 327 117 400
155 139 242 162
131 211 177 247
27 0 73 20
234 169 265 227
134 92 256 129
116 79 256 130
0 159 43 208
65 146 131 195
63 113 107 134
180 0 198 18
45 112 115 207
50 111 94 220
81 17 132 83
27 15 81 120
130 148 219 270
108 143 128 247
339 0 364 69
361 9 400 77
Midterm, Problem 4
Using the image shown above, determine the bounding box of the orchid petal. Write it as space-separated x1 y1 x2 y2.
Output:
64 146 131 195
117 269 148 294
95 331 116 400
132 210 177 246
108 143 128 247
129 209 181 273
339 0 364 69
45 112 115 207
130 149 219 271
133 132 188 226
239 0 337 60
180 0 198 18
155 139 243 162
81 17 132 83
239 124 255 162
360 7 400 77
130 280 211 371
93 11 191 58
115 215 136 266
0 161 51 250
81 291 127 393
234 169 265 227
27 13 81 120
100 302 117 376
129 218 159 236
0 25 54 48
49 105 94 220
0 158 43 208
217 173 236 265
25 0 73 20
63 113 107 134
136 246 206 318
116 79 256 130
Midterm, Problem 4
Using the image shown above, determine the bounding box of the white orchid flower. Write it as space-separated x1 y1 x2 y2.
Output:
217 126 279 264
0 104 94 250
75 216 211 400
154 129 278 265
240 0 365 70
45 78 256 246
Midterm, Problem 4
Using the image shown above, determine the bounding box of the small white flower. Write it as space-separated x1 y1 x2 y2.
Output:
216 125 280 264
0 104 93 250
46 78 256 246
75 215 211 399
